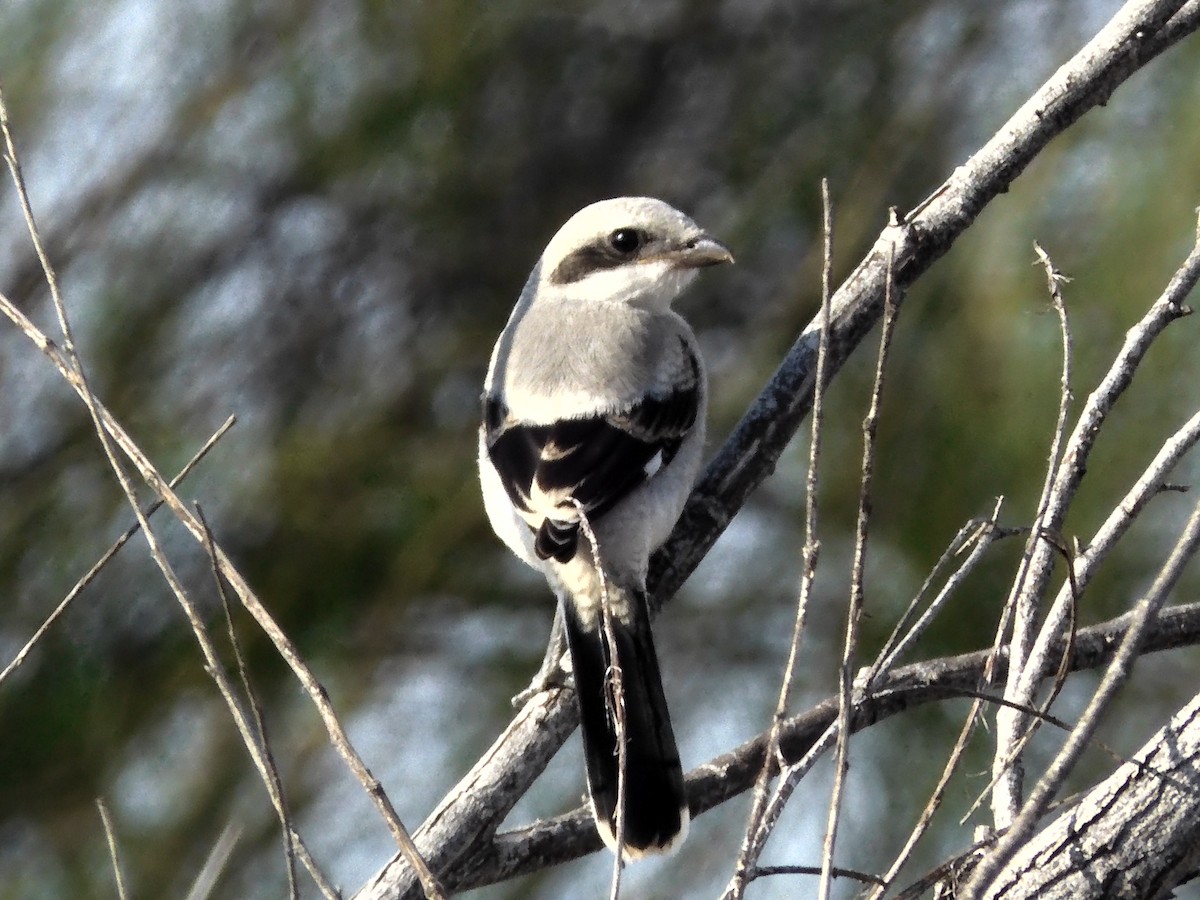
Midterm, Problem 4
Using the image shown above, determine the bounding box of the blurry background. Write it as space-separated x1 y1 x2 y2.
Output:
1 1 1199 897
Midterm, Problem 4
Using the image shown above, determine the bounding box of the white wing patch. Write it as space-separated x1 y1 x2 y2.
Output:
642 450 665 480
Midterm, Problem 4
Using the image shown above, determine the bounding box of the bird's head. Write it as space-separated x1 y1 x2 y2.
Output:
535 197 733 312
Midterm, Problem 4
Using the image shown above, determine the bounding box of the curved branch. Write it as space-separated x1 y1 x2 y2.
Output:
419 601 1200 895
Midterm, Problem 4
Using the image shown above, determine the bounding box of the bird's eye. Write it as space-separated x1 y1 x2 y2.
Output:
608 229 643 254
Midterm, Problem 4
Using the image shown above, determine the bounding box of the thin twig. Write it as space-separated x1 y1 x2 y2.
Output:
0 295 441 896
96 798 130 900
819 238 898 900
198 505 300 900
725 179 833 900
991 242 1076 827
749 863 885 886
0 416 235 688
184 820 242 900
572 502 627 899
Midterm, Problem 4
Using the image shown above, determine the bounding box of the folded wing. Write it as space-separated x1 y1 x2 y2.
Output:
484 354 700 563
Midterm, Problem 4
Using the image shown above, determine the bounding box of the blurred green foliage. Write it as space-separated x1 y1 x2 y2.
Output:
0 1 1198 897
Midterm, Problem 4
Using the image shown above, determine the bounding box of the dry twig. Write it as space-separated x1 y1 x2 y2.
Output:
571 502 627 899
818 235 899 900
0 88 438 899
992 242 1076 826
96 797 130 900
725 179 833 900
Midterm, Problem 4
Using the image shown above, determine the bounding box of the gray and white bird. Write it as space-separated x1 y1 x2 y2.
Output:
479 197 733 857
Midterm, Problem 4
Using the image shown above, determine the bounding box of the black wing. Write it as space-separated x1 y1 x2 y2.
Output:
484 364 700 563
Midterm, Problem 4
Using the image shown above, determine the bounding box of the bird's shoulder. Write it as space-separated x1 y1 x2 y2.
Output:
489 300 701 424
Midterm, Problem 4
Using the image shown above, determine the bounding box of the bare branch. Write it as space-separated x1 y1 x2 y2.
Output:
421 601 1200 896
992 242 1077 826
963 500 1200 897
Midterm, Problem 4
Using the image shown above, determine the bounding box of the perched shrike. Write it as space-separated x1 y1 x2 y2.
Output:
479 197 733 858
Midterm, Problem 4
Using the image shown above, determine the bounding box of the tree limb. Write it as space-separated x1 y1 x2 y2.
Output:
980 689 1200 899
405 601 1200 896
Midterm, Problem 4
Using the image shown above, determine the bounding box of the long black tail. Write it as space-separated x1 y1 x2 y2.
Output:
561 589 688 857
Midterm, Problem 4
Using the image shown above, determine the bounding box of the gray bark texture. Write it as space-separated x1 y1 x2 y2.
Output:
982 691 1200 900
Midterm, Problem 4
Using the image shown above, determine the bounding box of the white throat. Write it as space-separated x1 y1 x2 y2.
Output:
541 259 697 313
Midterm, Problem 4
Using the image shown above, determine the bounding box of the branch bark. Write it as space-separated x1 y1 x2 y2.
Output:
363 601 1200 897
981 690 1200 900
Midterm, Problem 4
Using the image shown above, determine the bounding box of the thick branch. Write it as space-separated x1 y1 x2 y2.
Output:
982 691 1200 899
376 602 1200 896
649 0 1199 603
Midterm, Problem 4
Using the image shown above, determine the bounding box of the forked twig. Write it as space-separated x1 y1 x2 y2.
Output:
0 415 235 688
867 509 1014 685
992 242 1076 826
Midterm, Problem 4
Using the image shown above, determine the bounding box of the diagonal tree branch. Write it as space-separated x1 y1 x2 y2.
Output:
980 688 1200 899
650 0 1200 603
